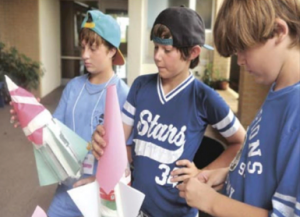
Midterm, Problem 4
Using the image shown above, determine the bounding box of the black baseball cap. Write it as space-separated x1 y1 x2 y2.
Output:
150 6 213 50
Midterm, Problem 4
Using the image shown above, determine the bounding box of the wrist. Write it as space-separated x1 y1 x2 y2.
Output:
207 190 221 215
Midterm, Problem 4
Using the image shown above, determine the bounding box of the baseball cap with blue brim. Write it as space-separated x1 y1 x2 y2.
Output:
81 10 125 65
150 6 214 50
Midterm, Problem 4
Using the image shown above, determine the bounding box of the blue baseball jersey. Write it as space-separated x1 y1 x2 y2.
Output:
122 73 240 217
225 82 300 216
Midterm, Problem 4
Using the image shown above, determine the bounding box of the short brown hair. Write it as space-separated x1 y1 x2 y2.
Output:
80 28 115 51
152 24 200 69
214 0 300 57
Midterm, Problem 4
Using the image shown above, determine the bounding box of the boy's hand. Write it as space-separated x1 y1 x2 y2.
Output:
170 159 199 183
177 177 218 212
197 168 228 190
10 101 20 128
9 98 41 128
73 176 96 188
91 125 106 160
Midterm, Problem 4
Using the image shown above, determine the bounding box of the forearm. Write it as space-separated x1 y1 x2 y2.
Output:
204 126 245 170
127 146 132 163
206 193 269 217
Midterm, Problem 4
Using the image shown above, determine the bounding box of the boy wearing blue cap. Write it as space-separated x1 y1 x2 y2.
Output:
92 6 245 217
47 10 130 217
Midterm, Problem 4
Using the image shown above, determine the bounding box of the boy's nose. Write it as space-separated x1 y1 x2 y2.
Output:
81 48 89 59
154 49 162 62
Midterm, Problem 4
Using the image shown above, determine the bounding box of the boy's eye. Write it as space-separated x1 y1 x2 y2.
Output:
90 46 97 51
164 49 171 53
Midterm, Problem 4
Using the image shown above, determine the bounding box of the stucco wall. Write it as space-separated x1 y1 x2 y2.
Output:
0 0 39 61
0 0 40 95
0 0 61 97
39 0 61 97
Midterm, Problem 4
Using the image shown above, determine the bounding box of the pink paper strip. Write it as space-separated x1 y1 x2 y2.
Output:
96 85 127 194
6 76 45 145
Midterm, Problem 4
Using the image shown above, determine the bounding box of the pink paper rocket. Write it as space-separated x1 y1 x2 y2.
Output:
31 206 47 217
5 75 52 146
96 84 127 194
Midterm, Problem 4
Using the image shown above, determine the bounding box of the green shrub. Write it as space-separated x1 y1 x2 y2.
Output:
0 42 44 90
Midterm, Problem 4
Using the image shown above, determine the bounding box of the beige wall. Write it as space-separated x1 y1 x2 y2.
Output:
127 0 147 85
212 0 231 79
0 0 62 97
0 0 40 95
0 0 39 61
39 0 61 97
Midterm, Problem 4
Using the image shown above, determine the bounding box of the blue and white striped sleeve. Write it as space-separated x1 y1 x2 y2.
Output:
296 187 300 217
122 101 136 126
204 89 240 138
269 128 300 217
211 109 241 138
270 192 300 217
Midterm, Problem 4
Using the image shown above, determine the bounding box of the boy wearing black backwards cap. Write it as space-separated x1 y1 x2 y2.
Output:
92 6 245 217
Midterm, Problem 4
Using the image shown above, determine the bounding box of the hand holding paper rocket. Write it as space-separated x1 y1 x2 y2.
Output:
5 75 88 186
68 84 145 217
5 75 52 146
96 84 128 194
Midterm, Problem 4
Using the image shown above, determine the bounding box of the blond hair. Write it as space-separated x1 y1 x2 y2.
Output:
214 0 300 57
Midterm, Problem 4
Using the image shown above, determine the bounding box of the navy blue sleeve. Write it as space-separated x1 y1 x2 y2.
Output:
200 87 240 138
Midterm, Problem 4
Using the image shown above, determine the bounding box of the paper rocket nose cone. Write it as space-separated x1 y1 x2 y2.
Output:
5 75 18 92
96 84 127 194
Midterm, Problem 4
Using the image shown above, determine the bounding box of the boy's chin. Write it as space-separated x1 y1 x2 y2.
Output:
158 72 170 79
88 71 101 75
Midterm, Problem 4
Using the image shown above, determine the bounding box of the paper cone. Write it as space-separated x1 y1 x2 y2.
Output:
67 181 101 217
96 85 127 194
5 75 52 146
31 206 47 217
5 76 88 186
115 182 145 217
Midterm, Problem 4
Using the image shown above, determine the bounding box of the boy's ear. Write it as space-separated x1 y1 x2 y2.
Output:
274 18 289 44
108 47 117 58
190 45 201 60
